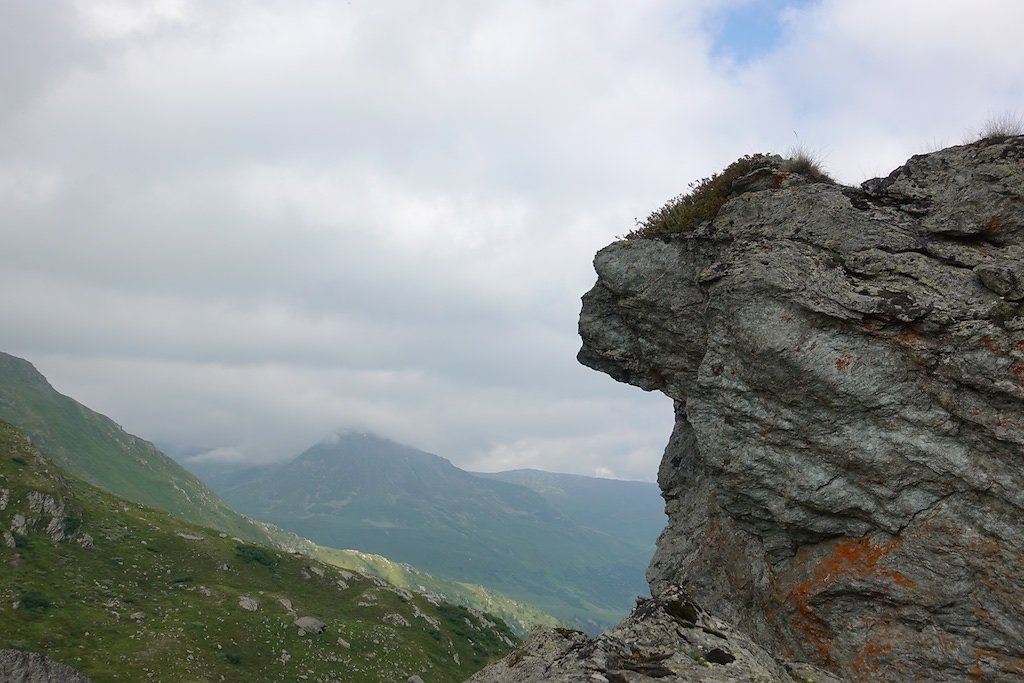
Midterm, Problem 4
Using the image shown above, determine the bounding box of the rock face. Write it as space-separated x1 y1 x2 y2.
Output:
467 587 840 683
575 137 1024 681
469 137 1024 682
0 649 91 682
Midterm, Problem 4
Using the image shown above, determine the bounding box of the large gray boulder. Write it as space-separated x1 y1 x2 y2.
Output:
0 650 91 682
294 615 327 635
568 136 1024 681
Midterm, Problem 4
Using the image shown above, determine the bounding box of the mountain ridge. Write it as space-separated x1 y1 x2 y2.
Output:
214 431 662 633
0 419 516 681
0 351 557 635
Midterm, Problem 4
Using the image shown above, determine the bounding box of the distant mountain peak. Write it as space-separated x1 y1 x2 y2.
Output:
0 352 55 390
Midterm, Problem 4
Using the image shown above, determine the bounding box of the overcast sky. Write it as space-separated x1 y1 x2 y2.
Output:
1 0 1021 481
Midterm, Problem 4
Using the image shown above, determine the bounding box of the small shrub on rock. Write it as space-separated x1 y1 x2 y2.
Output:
976 112 1024 142
626 151 832 240
782 145 834 184
627 154 774 239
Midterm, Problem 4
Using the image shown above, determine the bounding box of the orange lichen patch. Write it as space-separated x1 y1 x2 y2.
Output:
984 214 1009 233
835 353 852 371
982 337 1004 353
969 537 1002 558
897 327 923 348
769 171 790 189
788 536 912 666
781 313 794 322
788 605 833 664
1011 363 1024 381
861 319 885 332
1017 339 1024 352
816 537 901 580
794 346 803 353
890 571 917 588
852 638 894 678
973 648 1024 677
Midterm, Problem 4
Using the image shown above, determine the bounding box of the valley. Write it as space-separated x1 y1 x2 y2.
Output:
200 431 664 633
0 420 516 682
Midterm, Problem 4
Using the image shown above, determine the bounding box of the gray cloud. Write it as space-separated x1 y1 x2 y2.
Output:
1 0 1022 481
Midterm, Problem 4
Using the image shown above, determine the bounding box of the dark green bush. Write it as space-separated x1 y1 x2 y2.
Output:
62 515 82 536
235 543 279 570
20 590 51 611
627 154 774 239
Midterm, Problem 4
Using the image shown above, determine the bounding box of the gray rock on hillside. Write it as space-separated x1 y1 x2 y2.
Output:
294 616 327 635
0 649 91 682
569 137 1024 681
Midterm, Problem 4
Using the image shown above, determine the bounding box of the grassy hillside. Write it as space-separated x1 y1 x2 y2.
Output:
219 433 653 632
0 352 269 541
0 352 557 635
312 547 558 636
0 421 516 682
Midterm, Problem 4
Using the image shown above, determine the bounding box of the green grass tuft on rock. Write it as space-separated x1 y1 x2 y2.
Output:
627 151 834 240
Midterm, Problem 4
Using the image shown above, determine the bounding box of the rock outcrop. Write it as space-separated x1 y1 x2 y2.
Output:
1 422 87 549
468 587 840 683
472 136 1024 682
0 649 91 682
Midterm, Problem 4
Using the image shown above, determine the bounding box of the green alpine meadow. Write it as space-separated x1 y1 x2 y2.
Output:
0 352 556 637
0 419 518 681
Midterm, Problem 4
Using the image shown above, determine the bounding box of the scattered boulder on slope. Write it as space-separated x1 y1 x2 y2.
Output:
238 595 259 611
294 616 327 635
570 136 1024 681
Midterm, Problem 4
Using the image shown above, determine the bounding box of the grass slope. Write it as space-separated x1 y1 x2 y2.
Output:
0 421 516 682
0 352 267 541
312 547 558 636
0 352 557 635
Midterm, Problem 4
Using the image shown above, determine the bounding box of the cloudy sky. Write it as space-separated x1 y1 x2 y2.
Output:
1 0 1021 481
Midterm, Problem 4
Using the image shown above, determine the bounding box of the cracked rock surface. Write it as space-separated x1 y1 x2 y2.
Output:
467 587 840 683
0 649 91 682
565 137 1024 682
